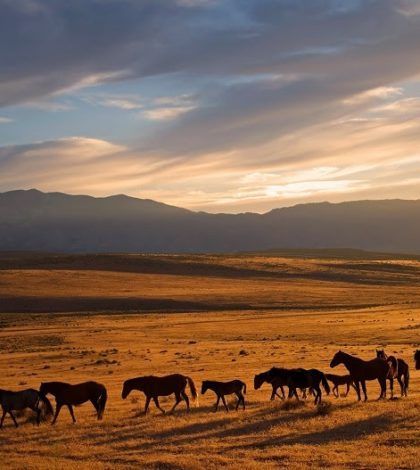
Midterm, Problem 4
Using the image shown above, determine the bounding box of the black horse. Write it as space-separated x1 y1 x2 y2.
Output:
415 350 420 370
40 381 107 424
265 368 329 404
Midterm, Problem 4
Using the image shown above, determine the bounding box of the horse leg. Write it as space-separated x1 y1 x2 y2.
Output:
235 392 240 411
9 411 18 428
221 395 229 412
52 403 62 425
153 397 166 414
344 383 350 397
378 378 386 400
181 390 190 411
354 381 361 401
214 395 220 412
361 381 368 401
0 409 6 428
333 385 339 398
270 385 276 401
397 376 404 397
314 386 321 405
67 405 76 423
389 378 394 399
144 396 151 414
170 393 182 413
302 388 307 399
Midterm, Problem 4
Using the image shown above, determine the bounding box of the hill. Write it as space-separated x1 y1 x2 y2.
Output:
1 189 419 253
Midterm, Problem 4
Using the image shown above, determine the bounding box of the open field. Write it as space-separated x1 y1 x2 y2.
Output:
0 252 419 469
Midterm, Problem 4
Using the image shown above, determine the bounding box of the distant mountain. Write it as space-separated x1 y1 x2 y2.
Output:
1 189 419 254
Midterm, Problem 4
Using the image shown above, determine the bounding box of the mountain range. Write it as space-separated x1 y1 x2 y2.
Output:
1 189 419 254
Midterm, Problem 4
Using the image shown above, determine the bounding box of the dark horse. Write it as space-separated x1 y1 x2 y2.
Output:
201 380 246 412
0 388 53 428
325 374 355 398
415 350 420 370
122 374 197 414
40 381 107 424
330 351 388 401
376 349 409 397
264 368 330 404
253 370 307 400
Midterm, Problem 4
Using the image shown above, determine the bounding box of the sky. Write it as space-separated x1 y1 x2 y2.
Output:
1 0 420 213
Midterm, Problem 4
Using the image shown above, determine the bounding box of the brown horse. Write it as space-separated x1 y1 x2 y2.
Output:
0 388 53 428
122 374 197 414
325 374 355 398
253 370 307 400
201 380 246 412
415 350 420 370
376 349 409 397
40 381 107 424
330 351 388 401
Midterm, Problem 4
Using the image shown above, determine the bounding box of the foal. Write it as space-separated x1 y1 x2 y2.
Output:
201 380 246 412
325 374 355 398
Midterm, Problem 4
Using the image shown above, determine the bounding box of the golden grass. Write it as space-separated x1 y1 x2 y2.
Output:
0 253 419 469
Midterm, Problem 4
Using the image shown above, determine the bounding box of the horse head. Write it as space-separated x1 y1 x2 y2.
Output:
121 380 132 399
253 373 265 390
330 351 344 368
376 349 386 359
201 381 209 394
415 350 420 370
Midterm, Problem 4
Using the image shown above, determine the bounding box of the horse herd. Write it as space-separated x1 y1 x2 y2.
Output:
1 349 419 429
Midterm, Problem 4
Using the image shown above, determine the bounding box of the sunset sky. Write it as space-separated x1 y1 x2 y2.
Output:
1 0 420 213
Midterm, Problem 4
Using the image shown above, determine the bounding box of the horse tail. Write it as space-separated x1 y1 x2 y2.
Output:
320 373 330 395
242 381 247 394
97 386 108 420
40 394 54 416
186 376 199 406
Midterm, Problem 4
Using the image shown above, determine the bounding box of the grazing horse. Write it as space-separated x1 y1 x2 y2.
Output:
0 388 53 428
253 370 307 400
40 381 107 424
265 368 330 404
201 380 246 412
330 351 388 401
415 350 420 370
376 349 409 397
122 374 197 414
325 374 355 398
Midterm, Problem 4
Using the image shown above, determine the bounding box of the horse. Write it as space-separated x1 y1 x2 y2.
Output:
40 381 107 424
253 370 308 400
264 368 330 404
330 351 388 401
201 380 246 412
415 350 420 370
375 350 398 398
122 374 197 414
325 374 356 398
0 388 53 428
376 349 409 397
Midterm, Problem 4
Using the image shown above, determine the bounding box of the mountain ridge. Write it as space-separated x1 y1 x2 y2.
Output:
1 189 419 254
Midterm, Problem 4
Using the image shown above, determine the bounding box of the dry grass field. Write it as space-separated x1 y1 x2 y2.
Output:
0 251 419 469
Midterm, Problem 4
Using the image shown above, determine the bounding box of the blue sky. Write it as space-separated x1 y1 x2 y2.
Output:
1 0 420 212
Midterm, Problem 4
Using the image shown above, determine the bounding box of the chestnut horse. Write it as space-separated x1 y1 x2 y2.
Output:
376 349 409 397
330 351 388 401
122 374 197 414
40 381 107 424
